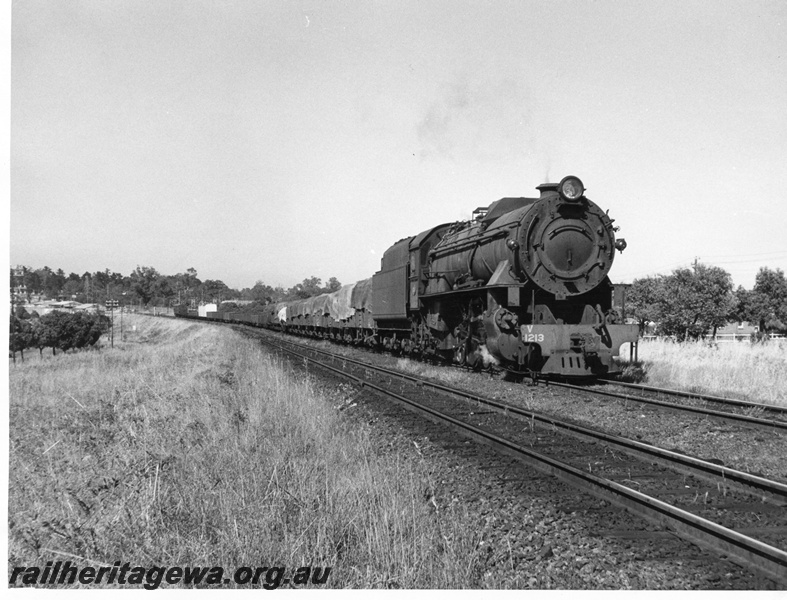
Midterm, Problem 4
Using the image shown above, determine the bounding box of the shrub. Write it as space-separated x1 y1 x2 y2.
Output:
13 311 111 358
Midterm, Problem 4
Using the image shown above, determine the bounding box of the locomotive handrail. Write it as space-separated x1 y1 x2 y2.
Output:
429 228 510 258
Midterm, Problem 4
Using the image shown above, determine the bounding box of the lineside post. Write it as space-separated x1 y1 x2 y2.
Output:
107 299 119 348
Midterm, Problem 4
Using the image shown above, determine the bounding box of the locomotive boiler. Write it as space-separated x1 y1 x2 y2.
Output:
371 175 638 376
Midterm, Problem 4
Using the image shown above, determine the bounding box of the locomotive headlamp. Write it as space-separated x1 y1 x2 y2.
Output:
558 176 585 202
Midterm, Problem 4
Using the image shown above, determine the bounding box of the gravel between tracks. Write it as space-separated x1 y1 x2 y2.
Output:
302 336 787 483
264 333 775 589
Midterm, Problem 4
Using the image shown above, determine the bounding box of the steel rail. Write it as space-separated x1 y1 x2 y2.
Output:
267 337 787 585
182 313 786 429
542 379 787 431
253 320 787 430
172 313 784 420
597 378 787 414
272 336 787 499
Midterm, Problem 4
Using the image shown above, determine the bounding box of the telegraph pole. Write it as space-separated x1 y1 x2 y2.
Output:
120 292 127 341
106 299 118 348
10 267 27 365
11 279 16 366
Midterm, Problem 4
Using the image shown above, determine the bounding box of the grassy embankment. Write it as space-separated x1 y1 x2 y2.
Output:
9 315 482 588
618 339 787 406
385 336 786 408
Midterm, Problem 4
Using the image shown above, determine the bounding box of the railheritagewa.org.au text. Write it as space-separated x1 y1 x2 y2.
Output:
10 561 332 590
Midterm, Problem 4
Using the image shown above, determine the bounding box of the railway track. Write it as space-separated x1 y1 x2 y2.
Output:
170 313 785 431
547 378 787 432
258 331 787 585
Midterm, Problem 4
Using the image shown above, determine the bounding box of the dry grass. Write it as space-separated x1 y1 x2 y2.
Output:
618 339 787 406
9 315 482 588
393 358 476 387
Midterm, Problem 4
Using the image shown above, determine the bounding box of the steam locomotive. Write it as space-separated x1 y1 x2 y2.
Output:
176 176 639 377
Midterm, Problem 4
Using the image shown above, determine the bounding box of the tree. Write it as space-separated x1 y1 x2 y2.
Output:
657 262 735 340
35 311 110 355
172 268 202 305
9 316 32 361
91 269 126 304
81 272 91 302
62 279 85 302
13 305 30 320
29 318 52 357
201 279 230 303
152 277 174 305
243 280 280 304
627 276 664 333
324 277 342 293
72 313 110 349
130 266 160 306
290 276 323 299
47 312 79 353
53 269 67 298
22 268 41 300
752 267 787 331
36 266 60 298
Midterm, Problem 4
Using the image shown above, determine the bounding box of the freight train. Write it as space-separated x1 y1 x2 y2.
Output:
175 176 639 377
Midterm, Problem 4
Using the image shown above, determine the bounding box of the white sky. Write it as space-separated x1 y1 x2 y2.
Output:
9 0 787 291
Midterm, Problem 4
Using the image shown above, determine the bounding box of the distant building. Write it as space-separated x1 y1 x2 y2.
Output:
714 321 759 341
19 301 99 316
198 303 218 317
